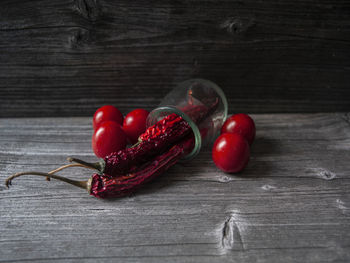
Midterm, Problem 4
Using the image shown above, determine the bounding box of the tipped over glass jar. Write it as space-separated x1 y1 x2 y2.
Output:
147 78 228 160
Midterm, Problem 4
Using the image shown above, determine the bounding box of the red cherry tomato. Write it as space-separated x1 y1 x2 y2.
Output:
123 109 150 144
92 121 127 158
212 133 250 173
221 113 256 145
93 105 124 130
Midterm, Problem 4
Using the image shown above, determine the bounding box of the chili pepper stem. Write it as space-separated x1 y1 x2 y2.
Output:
5 171 91 192
67 157 105 174
132 140 142 147
43 163 96 181
49 163 98 175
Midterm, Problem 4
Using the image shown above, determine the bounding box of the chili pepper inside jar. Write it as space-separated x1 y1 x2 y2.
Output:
6 79 228 198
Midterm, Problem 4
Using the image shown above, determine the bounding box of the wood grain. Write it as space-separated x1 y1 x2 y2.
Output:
0 113 349 262
0 0 349 117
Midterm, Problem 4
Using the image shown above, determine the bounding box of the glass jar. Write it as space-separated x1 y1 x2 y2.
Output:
146 79 228 160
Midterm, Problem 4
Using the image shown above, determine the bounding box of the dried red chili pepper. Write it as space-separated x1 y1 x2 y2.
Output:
5 133 195 199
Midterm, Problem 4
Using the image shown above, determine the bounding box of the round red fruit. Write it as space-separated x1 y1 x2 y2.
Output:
93 105 124 130
212 133 250 173
221 113 256 145
123 109 150 144
92 121 127 158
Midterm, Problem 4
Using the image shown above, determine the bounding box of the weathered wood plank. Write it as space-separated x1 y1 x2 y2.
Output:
0 0 349 117
0 113 349 262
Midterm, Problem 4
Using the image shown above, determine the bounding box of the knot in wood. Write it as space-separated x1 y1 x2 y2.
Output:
317 168 336 180
74 0 101 22
220 16 255 35
69 28 91 48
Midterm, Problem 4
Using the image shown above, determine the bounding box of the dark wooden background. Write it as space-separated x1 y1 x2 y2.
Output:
0 0 349 117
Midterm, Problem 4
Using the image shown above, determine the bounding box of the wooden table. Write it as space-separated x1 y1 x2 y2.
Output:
1 113 349 262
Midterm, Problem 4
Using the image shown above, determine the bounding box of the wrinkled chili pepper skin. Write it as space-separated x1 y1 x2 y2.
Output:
139 113 182 141
103 102 218 177
91 135 195 198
